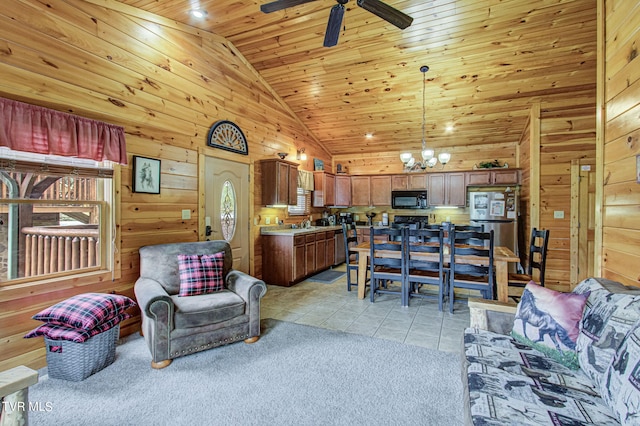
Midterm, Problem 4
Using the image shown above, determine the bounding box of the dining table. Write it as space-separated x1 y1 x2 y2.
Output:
351 241 520 304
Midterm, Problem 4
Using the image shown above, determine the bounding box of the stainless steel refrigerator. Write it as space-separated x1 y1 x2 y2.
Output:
469 189 520 273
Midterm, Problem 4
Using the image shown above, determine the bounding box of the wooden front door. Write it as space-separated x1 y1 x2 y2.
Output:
204 156 250 273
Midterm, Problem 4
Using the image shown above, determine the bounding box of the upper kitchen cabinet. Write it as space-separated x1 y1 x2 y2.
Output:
260 159 299 205
335 175 351 206
370 175 392 205
466 169 520 186
351 175 392 206
428 172 466 207
312 171 336 207
350 176 371 206
391 174 427 190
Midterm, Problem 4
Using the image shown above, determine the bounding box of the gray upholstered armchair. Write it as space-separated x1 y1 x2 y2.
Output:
134 241 267 369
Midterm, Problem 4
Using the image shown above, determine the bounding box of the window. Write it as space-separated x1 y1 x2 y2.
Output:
0 148 116 285
220 180 236 241
287 187 311 216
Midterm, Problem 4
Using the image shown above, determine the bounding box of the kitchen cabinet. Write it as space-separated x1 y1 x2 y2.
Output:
408 174 427 190
262 228 340 286
391 175 408 190
351 175 391 206
428 172 466 207
391 174 427 190
335 175 351 206
293 236 305 282
260 159 299 205
325 231 336 267
305 233 316 277
312 171 335 207
466 169 520 186
351 176 371 206
370 175 392 206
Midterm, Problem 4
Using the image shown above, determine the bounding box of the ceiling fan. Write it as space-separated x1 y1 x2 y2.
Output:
260 0 413 47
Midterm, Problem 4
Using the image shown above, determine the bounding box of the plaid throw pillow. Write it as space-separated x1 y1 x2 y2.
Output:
25 313 130 343
32 293 136 331
178 252 225 297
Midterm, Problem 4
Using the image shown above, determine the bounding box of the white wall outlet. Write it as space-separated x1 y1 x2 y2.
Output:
182 209 191 220
265 217 270 225
554 210 565 219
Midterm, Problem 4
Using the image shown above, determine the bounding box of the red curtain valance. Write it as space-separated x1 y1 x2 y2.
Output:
0 97 127 164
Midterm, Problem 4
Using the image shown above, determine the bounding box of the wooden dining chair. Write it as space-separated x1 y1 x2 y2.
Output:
404 227 447 311
369 226 405 304
448 229 495 313
508 228 550 296
448 223 484 232
343 222 367 292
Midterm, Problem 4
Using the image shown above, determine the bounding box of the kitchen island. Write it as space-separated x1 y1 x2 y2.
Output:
261 225 342 286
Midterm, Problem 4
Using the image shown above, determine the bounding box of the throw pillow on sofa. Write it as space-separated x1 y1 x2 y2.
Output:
511 281 589 370
32 293 136 331
177 252 225 297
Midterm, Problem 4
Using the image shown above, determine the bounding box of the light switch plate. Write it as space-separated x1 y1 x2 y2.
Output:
265 217 270 225
554 210 564 219
182 209 191 220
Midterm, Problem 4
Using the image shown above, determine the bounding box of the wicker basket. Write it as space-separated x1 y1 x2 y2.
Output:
45 325 119 381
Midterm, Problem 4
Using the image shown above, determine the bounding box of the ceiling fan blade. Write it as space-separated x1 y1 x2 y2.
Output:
323 4 345 47
260 0 319 14
356 0 413 29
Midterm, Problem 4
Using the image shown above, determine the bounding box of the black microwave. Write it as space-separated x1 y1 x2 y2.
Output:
392 190 428 209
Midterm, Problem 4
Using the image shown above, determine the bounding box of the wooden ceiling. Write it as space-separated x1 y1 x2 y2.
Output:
116 0 597 156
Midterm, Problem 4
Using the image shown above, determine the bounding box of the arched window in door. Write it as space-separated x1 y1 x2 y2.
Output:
220 180 236 241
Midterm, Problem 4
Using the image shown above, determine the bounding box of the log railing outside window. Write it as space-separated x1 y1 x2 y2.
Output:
21 225 99 277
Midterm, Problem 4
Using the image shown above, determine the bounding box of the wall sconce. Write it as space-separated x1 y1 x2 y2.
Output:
297 148 307 161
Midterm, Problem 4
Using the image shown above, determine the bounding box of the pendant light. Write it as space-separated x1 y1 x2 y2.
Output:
400 66 451 170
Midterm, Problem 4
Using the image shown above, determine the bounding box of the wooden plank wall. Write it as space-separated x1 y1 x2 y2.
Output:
600 0 640 287
333 143 517 176
538 104 597 291
0 0 329 370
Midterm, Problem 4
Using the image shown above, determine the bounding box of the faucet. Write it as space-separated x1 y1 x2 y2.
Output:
300 219 311 229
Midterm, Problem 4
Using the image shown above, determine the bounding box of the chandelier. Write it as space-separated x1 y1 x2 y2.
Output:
400 65 451 171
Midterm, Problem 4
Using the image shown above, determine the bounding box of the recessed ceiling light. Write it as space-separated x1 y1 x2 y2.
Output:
365 133 374 139
189 9 207 19
445 125 454 133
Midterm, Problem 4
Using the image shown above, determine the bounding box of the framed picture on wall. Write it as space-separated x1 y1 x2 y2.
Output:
132 155 161 194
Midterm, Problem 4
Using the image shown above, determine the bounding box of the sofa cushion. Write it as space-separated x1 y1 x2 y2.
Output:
177 252 225 297
171 290 245 329
464 327 619 425
32 293 136 331
601 322 640 425
572 281 640 392
511 282 589 370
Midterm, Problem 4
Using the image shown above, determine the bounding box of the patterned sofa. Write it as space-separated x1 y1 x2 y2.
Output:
463 277 640 425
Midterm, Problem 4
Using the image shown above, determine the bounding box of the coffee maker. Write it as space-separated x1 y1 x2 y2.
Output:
338 212 353 224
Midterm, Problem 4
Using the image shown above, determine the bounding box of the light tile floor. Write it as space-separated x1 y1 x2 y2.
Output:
260 264 470 352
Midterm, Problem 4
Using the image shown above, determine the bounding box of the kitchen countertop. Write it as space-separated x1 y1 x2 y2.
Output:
260 224 388 236
260 225 342 236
